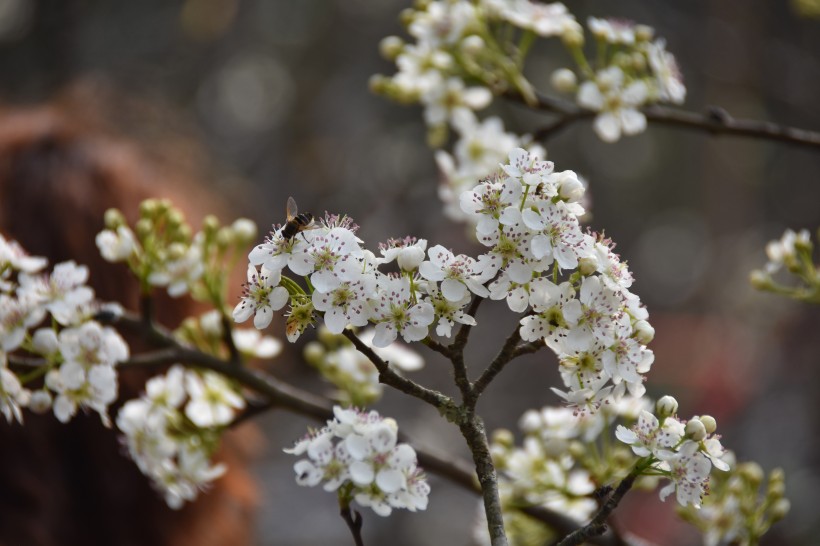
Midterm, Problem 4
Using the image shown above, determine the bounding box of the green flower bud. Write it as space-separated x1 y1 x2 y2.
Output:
700 414 717 434
379 36 404 60
578 256 597 276
770 498 791 521
491 428 514 448
231 218 257 244
685 418 707 441
635 25 655 42
136 218 154 238
551 68 578 93
104 208 126 229
739 462 764 487
656 395 678 417
749 269 773 290
140 199 159 218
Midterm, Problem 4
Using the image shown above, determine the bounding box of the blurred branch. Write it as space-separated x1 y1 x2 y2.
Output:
506 90 820 150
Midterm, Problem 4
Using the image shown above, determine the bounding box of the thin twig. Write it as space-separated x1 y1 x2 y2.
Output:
470 327 522 403
421 337 452 358
512 340 546 358
449 296 483 402
556 466 642 546
340 505 365 546
220 311 242 365
341 329 456 412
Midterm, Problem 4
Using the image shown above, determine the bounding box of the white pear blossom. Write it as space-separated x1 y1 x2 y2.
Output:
147 239 205 297
419 245 496 301
96 225 138 262
0 354 30 423
184 370 245 428
116 366 233 509
368 276 434 347
421 77 492 127
285 406 429 516
577 66 649 142
646 38 686 104
17 261 94 325
233 265 290 329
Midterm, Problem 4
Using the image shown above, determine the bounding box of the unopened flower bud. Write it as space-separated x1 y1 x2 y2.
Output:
656 395 678 417
104 208 126 229
739 462 764 487
29 390 52 414
232 218 257 244
136 218 153 238
635 25 654 42
630 52 646 71
397 246 425 272
768 480 786 500
379 35 404 60
700 414 717 434
561 20 584 48
551 68 577 93
199 311 222 335
303 341 325 364
461 35 485 55
749 270 772 290
140 199 159 217
557 171 584 201
216 228 232 249
562 440 582 459
31 328 59 355
368 74 389 95
518 410 542 433
169 242 188 260
633 320 655 344
578 256 597 276
686 418 707 441
491 428 514 448
399 8 415 27
178 224 193 241
167 210 186 231
770 467 785 483
770 498 791 521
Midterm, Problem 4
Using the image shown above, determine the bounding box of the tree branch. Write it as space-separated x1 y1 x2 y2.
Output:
556 466 642 546
470 326 522 403
340 505 365 546
506 90 820 150
341 329 456 412
459 414 508 546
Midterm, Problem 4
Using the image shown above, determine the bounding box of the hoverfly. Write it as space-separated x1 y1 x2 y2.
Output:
281 196 315 241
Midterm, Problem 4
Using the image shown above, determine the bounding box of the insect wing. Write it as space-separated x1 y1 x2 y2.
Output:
286 196 298 222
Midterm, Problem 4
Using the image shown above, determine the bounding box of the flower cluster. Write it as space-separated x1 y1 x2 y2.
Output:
677 461 790 546
304 327 424 407
480 396 648 544
116 365 245 509
750 227 820 304
97 200 257 303
615 398 730 508
373 3 685 218
285 406 429 516
0 233 128 425
554 18 686 142
242 148 653 413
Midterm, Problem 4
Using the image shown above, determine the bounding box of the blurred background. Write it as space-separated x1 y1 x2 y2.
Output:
0 0 818 544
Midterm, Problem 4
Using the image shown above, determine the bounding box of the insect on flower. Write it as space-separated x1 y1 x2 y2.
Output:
281 196 315 241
